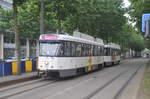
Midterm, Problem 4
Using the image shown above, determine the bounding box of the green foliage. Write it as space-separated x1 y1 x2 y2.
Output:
0 0 146 52
18 0 40 39
0 7 13 33
129 0 150 34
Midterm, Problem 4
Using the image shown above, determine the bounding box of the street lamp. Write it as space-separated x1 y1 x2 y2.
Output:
40 0 44 34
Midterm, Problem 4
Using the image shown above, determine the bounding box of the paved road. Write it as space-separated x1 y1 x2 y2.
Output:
0 58 148 99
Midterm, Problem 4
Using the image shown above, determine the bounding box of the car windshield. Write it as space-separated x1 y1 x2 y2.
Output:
39 42 61 56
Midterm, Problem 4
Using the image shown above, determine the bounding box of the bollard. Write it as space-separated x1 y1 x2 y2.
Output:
4 62 12 75
32 60 37 72
12 61 18 75
25 60 32 72
21 61 26 73
0 62 3 76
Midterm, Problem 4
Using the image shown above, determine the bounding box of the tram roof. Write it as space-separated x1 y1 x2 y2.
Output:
39 34 104 46
104 43 120 49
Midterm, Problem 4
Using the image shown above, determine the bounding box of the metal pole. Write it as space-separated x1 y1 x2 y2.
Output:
2 62 4 76
40 0 44 34
145 17 150 38
36 39 39 57
0 32 4 60
26 38 30 60
0 32 4 76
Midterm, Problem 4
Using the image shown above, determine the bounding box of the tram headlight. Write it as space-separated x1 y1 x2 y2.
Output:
46 61 49 65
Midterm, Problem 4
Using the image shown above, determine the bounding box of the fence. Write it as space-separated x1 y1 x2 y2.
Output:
0 60 38 76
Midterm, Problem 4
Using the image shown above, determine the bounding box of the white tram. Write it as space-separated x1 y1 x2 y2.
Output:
38 32 104 77
104 43 121 66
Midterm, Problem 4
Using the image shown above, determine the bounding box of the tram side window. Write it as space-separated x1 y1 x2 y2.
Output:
104 48 107 56
57 43 64 57
110 49 112 56
100 47 104 56
95 46 98 56
71 42 76 57
64 42 71 57
116 49 118 56
114 49 117 56
98 46 101 56
112 49 115 56
96 46 99 56
116 49 121 56
102 47 104 56
112 49 114 56
93 45 96 56
115 49 117 56
119 50 121 55
57 42 71 57
85 44 88 56
99 47 102 56
106 48 111 56
82 44 86 56
107 48 110 56
90 45 93 56
88 45 92 56
95 46 97 56
113 49 117 56
108 48 110 56
76 43 81 57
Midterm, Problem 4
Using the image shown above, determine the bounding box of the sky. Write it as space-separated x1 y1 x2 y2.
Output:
123 0 131 18
123 0 136 27
123 0 131 8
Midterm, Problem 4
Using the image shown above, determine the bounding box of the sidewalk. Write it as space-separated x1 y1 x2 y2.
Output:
0 72 38 84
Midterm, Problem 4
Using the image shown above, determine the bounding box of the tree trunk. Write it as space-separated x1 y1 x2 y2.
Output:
36 39 39 57
58 18 61 33
26 38 30 60
13 3 21 75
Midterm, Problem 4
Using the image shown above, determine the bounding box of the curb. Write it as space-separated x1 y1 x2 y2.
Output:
0 75 39 88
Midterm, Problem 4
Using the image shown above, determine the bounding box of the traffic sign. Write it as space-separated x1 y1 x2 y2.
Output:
142 14 150 32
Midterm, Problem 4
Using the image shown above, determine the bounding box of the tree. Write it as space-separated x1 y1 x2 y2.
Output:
0 7 13 33
0 0 146 58
18 0 40 39
129 0 150 34
13 0 26 74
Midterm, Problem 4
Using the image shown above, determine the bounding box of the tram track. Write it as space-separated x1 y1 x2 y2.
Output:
0 59 142 99
0 79 43 93
84 61 143 99
41 60 136 99
0 60 128 99
0 79 57 99
113 63 142 99
0 63 123 99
